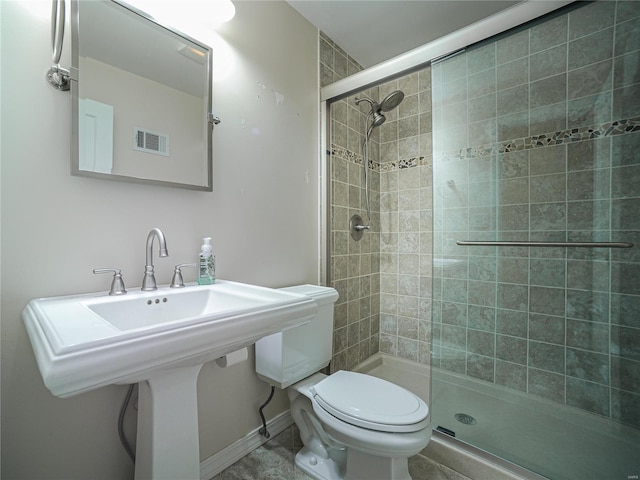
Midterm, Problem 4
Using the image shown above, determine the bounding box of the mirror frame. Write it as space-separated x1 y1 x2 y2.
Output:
70 0 214 191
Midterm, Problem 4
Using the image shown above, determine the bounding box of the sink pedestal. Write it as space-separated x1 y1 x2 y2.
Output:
135 364 204 480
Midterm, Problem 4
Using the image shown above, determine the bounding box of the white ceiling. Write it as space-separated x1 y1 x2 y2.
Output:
286 0 521 68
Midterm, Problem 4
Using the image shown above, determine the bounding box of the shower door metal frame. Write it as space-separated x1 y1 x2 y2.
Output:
320 2 572 103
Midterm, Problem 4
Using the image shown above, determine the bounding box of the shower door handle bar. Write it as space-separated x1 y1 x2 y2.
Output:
456 240 634 248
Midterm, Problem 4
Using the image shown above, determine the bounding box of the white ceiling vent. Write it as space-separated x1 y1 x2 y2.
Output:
134 128 169 156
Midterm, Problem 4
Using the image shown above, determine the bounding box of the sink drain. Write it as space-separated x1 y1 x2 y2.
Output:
455 413 477 425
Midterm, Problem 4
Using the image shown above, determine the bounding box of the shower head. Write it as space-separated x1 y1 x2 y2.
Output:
371 110 386 127
355 90 404 114
355 90 404 134
379 90 404 112
355 96 386 129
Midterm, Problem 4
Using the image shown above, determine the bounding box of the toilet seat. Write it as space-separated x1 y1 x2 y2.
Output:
311 371 429 433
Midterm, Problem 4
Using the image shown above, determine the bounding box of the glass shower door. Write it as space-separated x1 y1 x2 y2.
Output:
430 2 640 479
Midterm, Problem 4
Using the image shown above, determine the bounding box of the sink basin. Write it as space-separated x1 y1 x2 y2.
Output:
23 280 317 398
87 283 293 331
86 288 219 331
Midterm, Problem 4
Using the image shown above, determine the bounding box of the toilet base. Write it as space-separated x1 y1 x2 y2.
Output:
295 445 412 480
345 449 411 480
295 447 344 480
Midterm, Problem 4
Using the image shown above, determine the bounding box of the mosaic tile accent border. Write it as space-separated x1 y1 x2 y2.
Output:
329 145 362 166
397 157 424 170
437 117 640 162
331 118 639 170
330 144 427 172
378 157 427 173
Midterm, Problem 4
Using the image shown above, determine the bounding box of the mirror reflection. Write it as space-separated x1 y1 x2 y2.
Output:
71 0 213 191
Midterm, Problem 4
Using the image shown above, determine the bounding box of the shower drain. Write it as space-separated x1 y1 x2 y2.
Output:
454 413 477 425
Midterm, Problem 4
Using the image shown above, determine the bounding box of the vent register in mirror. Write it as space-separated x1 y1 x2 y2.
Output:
134 128 169 157
70 0 214 190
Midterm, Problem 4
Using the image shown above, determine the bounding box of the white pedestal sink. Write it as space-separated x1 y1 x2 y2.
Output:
22 280 317 480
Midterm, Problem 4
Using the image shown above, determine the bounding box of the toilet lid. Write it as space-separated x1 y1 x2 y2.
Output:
312 370 429 433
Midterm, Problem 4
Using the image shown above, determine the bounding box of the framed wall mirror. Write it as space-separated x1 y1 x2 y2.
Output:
70 0 214 191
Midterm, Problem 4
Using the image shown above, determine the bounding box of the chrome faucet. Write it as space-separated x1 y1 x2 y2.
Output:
141 228 169 291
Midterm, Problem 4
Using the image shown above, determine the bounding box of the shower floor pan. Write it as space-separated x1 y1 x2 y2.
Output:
356 353 640 480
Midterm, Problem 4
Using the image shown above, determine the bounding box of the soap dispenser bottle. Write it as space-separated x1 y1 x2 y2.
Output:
197 237 215 285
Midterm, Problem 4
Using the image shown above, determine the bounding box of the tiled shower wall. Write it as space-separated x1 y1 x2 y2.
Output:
377 72 433 364
431 1 640 427
322 32 382 371
322 32 434 370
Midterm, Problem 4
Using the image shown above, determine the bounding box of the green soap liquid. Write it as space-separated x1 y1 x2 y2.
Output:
198 254 215 285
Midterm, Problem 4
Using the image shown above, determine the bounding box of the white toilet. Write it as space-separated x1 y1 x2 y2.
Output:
255 285 431 480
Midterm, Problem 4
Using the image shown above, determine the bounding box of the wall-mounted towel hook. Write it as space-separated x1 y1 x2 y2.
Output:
46 0 70 91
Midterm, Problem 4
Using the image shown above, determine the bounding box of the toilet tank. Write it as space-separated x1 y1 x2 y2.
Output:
255 285 339 389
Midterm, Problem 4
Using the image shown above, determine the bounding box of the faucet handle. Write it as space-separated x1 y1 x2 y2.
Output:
93 268 127 296
170 263 197 288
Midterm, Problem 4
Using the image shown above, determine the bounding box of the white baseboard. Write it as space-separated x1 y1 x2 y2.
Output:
199 410 294 480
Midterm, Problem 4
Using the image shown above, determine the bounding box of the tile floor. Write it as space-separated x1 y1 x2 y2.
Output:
211 425 471 480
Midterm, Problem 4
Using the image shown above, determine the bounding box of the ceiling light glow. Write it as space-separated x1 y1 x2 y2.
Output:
126 0 235 31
